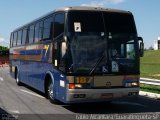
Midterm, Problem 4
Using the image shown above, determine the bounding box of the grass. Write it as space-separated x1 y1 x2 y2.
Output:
140 50 160 79
140 50 160 94
140 84 160 94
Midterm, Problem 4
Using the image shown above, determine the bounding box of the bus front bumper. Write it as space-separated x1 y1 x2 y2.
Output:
66 88 139 103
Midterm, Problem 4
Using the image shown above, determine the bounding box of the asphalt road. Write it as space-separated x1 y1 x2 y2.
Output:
0 67 160 120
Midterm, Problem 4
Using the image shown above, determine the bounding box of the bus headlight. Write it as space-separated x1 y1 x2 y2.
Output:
69 84 82 89
131 82 139 87
75 84 83 88
69 83 90 89
125 82 139 87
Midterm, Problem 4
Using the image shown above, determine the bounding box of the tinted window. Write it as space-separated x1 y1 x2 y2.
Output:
34 22 39 43
29 25 35 43
43 16 53 39
10 33 14 47
17 30 22 45
39 21 43 41
22 28 27 45
54 13 65 38
103 13 136 34
68 11 104 32
13 32 17 46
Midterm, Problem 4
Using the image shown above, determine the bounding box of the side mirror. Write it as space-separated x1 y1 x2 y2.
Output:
138 37 144 57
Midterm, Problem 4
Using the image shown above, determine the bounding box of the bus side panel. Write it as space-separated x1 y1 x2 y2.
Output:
27 61 36 89
17 43 51 92
53 73 69 103
19 60 29 84
29 62 54 93
29 43 53 92
31 61 44 92
59 78 69 103
11 60 28 84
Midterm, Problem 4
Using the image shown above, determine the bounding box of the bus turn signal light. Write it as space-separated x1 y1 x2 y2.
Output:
69 84 75 89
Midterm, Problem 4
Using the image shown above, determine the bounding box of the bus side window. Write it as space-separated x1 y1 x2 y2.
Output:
43 16 53 40
34 22 40 43
39 21 43 41
13 32 17 47
54 13 65 38
10 33 14 47
17 30 22 46
34 21 44 42
29 25 35 44
22 28 27 45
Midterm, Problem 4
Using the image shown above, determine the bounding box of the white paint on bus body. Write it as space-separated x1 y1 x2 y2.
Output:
60 80 65 87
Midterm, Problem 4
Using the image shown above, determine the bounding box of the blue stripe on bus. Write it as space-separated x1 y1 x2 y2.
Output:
19 49 42 55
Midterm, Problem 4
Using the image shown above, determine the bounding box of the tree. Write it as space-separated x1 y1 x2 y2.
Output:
0 45 9 56
148 46 153 50
0 45 8 50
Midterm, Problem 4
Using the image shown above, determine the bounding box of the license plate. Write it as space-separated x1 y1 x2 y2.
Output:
101 93 113 98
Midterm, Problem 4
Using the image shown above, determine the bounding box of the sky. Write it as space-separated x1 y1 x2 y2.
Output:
0 0 160 48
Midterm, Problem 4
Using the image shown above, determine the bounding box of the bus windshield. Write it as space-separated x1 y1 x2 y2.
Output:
66 11 138 75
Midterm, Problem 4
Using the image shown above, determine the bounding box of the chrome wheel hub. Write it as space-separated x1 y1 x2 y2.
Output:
49 83 54 99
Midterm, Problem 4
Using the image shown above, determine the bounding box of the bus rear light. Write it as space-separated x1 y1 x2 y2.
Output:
69 84 75 89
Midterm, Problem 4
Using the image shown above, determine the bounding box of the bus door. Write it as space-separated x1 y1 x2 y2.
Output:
53 13 66 99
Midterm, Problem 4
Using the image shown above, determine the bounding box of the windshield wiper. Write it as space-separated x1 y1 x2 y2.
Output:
89 52 105 75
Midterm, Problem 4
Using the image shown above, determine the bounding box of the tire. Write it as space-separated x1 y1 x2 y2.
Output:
47 79 57 103
15 70 22 86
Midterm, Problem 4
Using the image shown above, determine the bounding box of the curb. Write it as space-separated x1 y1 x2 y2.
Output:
139 91 160 100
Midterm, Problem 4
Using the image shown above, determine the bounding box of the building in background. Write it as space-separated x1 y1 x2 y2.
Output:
154 37 160 50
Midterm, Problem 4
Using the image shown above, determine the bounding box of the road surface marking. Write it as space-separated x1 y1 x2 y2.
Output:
20 89 44 99
9 110 20 114
113 101 146 107
140 91 160 99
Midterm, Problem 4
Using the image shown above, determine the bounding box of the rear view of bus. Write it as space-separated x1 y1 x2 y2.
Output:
10 7 144 104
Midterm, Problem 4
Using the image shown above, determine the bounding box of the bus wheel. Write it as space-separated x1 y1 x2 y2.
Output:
16 70 22 86
47 80 57 103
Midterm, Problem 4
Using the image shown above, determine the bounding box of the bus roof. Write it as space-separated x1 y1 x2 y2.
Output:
55 6 130 13
13 6 131 32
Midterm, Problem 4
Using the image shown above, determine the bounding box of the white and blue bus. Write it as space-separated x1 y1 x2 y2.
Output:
10 6 144 104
